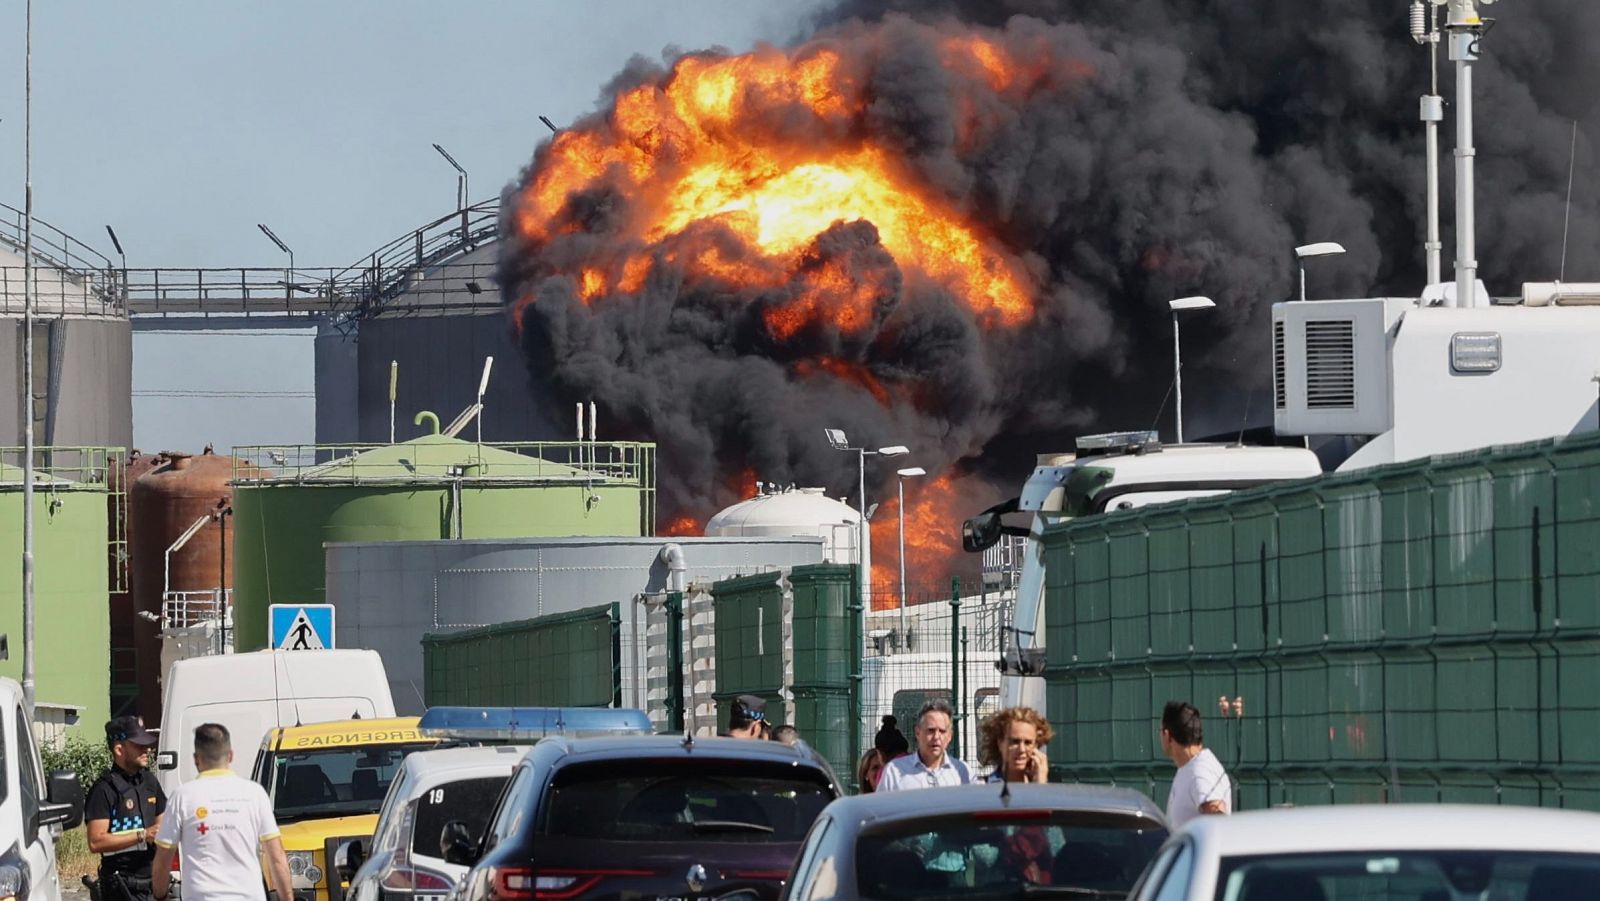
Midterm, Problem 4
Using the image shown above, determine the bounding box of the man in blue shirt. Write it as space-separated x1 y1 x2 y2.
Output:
878 698 974 790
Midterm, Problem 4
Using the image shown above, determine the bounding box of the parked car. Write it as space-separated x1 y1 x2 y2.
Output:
0 676 84 901
1128 804 1600 901
253 717 440 901
450 735 841 901
780 783 1167 901
341 745 526 901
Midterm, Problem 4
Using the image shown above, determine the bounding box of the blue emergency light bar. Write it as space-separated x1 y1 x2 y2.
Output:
417 706 653 741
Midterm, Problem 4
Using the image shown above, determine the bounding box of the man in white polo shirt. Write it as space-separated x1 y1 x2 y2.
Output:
151 723 294 901
878 698 974 790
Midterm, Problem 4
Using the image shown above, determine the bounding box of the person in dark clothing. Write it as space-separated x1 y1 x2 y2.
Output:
85 716 167 901
874 715 910 760
725 695 770 739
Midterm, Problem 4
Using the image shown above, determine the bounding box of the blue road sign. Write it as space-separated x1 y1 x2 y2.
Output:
269 604 335 650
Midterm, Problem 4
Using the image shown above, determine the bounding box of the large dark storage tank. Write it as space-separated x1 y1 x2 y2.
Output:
108 449 160 718
129 449 237 724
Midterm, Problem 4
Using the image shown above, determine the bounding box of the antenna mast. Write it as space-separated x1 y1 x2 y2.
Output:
1411 2 1444 288
1445 0 1493 308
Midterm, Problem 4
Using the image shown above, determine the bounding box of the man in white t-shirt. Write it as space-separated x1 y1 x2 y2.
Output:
879 699 974 791
1159 700 1231 830
151 723 293 901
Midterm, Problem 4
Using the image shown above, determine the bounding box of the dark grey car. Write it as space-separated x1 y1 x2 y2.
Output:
779 783 1168 901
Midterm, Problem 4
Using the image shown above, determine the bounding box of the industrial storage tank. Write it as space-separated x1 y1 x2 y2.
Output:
129 449 240 725
0 448 113 738
108 449 161 719
705 486 866 567
0 206 132 448
231 427 656 651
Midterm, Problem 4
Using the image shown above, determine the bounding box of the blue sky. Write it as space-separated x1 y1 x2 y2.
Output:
0 1 827 450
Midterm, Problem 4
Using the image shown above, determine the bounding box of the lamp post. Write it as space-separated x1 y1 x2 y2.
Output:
895 466 926 644
257 223 294 288
1168 296 1216 444
824 429 907 608
104 225 126 271
432 142 469 211
1294 242 1346 301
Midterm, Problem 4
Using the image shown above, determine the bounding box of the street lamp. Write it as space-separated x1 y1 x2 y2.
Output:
1169 296 1216 444
1294 242 1346 301
824 429 908 607
104 225 126 271
257 223 294 287
432 142 469 211
895 466 926 645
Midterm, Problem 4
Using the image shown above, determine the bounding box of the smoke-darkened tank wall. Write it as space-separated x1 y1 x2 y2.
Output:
129 449 238 725
108 449 161 719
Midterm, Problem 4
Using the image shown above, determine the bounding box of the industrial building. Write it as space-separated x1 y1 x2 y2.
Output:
229 429 657 650
327 535 827 715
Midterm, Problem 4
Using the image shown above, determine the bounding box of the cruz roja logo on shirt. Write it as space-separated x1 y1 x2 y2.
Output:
197 823 210 836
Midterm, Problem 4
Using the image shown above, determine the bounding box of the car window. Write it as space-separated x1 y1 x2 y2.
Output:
1214 850 1600 901
13 708 39 831
541 760 833 844
370 767 414 854
411 776 510 859
1129 841 1182 901
855 812 1167 901
1152 841 1193 901
484 764 536 850
783 815 831 901
263 742 434 823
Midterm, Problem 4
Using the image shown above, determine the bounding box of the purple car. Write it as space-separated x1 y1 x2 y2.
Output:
448 735 839 901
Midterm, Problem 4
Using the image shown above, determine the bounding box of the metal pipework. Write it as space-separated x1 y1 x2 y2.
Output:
1446 0 1489 307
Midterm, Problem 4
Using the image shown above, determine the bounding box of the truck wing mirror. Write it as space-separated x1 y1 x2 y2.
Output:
41 770 84 830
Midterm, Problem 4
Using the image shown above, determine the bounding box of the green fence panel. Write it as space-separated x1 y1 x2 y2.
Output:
1042 430 1600 814
710 571 786 733
790 564 856 688
422 603 617 707
792 685 852 781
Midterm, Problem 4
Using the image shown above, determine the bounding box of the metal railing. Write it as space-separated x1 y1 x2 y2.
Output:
163 589 232 629
327 198 501 322
0 201 113 279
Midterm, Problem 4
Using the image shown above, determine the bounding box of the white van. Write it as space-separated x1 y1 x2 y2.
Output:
154 649 396 795
0 676 84 901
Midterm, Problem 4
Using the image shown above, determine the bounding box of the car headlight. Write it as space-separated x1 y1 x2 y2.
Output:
0 863 23 901
287 852 321 886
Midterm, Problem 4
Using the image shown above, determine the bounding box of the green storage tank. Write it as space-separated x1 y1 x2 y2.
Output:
0 449 113 737
232 431 655 651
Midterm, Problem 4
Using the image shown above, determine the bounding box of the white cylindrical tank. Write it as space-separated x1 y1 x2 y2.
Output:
705 486 867 568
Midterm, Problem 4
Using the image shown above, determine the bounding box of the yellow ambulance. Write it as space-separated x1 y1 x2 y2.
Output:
251 718 438 901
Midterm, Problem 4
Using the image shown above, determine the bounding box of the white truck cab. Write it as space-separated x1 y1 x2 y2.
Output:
0 675 86 901
963 432 1322 710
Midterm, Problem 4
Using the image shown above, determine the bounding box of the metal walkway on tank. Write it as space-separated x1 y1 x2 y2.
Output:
1 198 505 324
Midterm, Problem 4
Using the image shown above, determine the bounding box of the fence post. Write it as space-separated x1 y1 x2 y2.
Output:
950 576 962 758
848 565 865 790
610 602 623 708
665 591 685 733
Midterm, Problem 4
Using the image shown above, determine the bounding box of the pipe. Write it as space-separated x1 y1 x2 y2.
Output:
413 410 441 435
659 543 687 593
1447 2 1482 307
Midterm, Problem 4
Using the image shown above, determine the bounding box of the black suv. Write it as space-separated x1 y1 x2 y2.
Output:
448 735 839 901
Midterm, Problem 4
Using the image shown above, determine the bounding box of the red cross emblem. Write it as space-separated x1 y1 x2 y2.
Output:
197 823 209 836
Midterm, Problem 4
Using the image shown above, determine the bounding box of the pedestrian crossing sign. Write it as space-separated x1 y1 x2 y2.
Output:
269 604 335 651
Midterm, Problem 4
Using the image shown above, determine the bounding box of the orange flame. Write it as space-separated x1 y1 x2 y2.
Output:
870 473 989 611
660 515 701 537
511 34 1039 331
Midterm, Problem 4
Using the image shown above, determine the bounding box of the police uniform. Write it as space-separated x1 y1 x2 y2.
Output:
86 718 167 901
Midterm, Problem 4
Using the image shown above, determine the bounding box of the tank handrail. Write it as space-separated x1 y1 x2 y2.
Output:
325 198 502 321
0 200 115 277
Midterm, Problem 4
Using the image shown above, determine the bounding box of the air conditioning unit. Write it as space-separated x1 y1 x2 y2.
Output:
1273 299 1404 436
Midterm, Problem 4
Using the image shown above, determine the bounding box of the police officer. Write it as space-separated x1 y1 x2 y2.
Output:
86 716 167 901
724 695 769 739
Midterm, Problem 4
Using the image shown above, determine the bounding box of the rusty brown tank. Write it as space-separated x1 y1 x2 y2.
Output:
108 449 161 720
129 448 238 725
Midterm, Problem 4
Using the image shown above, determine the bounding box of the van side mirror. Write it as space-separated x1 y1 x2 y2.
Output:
440 820 479 866
41 770 84 830
961 511 1002 553
334 839 365 883
155 751 178 771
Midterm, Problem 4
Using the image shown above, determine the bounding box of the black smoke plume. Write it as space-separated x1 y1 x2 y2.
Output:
500 4 1599 566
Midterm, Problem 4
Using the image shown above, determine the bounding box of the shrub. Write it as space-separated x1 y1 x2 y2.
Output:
41 736 112 795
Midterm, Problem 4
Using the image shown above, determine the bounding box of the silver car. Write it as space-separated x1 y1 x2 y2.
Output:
781 783 1168 901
